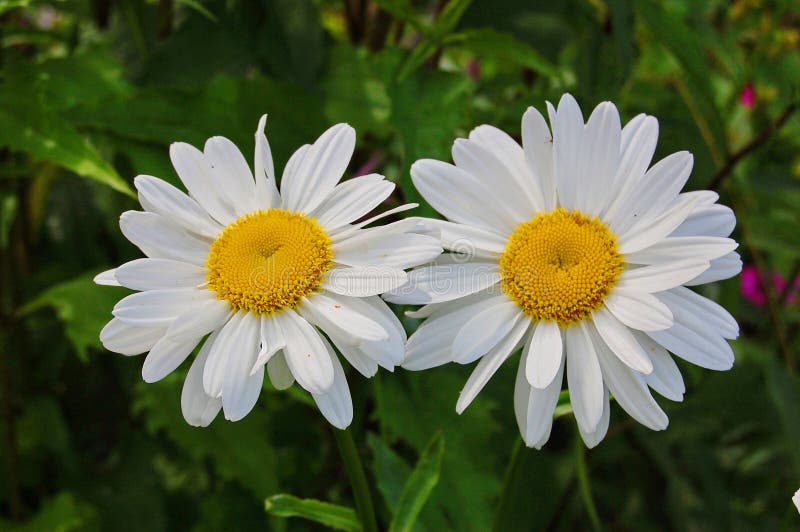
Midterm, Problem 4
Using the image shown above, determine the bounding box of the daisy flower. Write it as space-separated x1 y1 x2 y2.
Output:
387 94 741 448
95 117 442 429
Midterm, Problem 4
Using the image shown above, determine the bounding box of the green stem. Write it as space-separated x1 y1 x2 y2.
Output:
491 437 524 532
333 428 378 532
574 436 602 532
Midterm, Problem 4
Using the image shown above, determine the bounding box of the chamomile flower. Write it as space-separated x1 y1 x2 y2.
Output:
96 117 442 429
388 94 741 448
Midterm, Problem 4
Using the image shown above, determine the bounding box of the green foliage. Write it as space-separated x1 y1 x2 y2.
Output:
20 271 128 361
265 494 360 531
1 0 799 530
389 431 444 532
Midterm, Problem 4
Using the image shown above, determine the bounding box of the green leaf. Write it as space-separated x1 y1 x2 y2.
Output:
389 432 445 532
367 433 412 513
265 494 361 532
132 376 279 498
0 93 133 197
0 492 98 532
389 71 473 214
444 28 560 79
766 360 800 475
637 0 728 161
20 270 129 361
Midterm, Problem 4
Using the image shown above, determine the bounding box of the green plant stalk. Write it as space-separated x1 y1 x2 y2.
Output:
575 436 602 532
333 428 379 532
491 437 524 532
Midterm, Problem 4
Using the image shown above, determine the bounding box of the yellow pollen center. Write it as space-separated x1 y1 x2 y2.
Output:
205 209 333 314
499 208 623 325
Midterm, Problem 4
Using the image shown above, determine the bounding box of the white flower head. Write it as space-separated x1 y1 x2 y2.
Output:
794 488 800 514
96 116 442 429
389 94 741 448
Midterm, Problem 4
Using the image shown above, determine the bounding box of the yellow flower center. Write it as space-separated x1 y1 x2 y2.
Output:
206 209 333 314
499 208 623 325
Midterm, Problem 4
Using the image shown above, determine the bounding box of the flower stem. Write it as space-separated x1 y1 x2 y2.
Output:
491 437 524 532
333 428 378 532
574 436 602 532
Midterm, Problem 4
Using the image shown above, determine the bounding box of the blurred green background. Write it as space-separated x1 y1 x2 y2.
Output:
1 0 799 530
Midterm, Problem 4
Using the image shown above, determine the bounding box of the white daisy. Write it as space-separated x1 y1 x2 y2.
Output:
387 94 741 448
95 116 442 429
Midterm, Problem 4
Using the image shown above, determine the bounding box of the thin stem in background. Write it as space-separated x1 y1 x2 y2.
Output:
574 436 602 532
709 102 798 191
737 203 796 373
490 438 523 532
333 428 379 532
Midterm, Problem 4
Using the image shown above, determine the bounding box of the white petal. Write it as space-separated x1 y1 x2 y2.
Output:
280 309 335 394
616 193 701 254
515 336 565 448
119 211 209 265
670 204 735 238
267 352 295 390
94 268 120 286
578 386 610 449
610 151 693 235
134 175 220 238
252 313 287 374
452 138 533 222
603 114 659 221
330 204 421 240
551 93 585 210
634 331 684 401
455 318 530 414
114 258 207 291
329 339 379 378
625 236 738 265
565 323 604 433
254 115 279 209
169 142 237 225
684 252 742 286
578 101 621 215
181 331 222 426
312 336 353 429
332 231 442 271
339 296 406 370
164 298 231 343
412 217 506 259
282 124 355 213
646 294 735 371
617 259 710 293
410 159 519 233
402 291 499 370
592 308 653 374
280 143 310 200
100 318 165 355
383 262 501 305
521 106 556 211
525 320 563 389
313 174 394 231
222 313 262 421
204 136 257 217
142 334 200 383
453 299 524 364
203 312 245 397
592 324 669 430
664 286 738 339
300 293 388 343
322 266 408 297
112 288 213 328
469 124 545 211
604 289 673 332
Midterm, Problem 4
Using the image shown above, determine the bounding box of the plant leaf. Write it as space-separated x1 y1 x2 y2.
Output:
265 494 361 532
389 432 445 532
